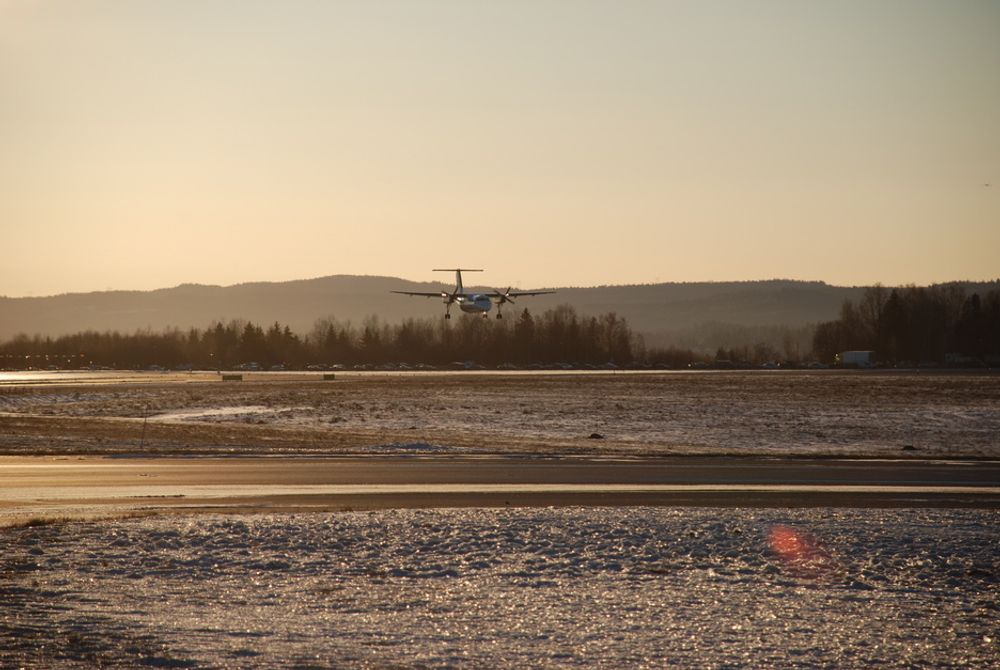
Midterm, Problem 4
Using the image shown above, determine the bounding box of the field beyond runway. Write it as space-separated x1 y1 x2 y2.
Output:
2 369 999 459
2 456 998 525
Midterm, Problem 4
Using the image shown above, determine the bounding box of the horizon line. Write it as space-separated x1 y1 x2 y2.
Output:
4 274 1000 300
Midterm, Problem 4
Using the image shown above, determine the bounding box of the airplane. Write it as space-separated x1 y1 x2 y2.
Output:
392 269 555 319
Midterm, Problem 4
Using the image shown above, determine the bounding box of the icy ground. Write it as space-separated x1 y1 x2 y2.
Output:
2 507 998 668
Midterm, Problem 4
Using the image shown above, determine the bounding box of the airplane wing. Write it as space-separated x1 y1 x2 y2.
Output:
502 290 556 297
390 290 448 298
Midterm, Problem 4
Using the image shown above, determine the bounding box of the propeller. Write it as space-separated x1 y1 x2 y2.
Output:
494 287 516 304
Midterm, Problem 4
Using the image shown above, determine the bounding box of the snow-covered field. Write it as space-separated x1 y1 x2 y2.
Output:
1 371 999 457
2 507 997 668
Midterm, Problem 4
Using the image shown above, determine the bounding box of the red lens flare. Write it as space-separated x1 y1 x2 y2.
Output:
768 524 841 579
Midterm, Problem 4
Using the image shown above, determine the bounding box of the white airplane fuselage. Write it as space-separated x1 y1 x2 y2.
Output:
456 294 493 314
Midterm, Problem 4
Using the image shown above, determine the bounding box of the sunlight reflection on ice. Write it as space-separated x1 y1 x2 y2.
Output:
2 507 998 668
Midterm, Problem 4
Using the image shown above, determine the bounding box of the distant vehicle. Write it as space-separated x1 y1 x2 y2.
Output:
838 351 875 368
449 361 485 370
392 269 555 319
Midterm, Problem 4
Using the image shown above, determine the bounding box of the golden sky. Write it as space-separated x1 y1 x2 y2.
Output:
1 1 998 297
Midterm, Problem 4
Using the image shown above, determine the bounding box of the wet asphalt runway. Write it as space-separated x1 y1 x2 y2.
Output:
2 457 999 522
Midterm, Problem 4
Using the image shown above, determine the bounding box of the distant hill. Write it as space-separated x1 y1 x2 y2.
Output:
2 276 997 352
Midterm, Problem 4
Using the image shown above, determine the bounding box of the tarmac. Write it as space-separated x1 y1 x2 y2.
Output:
3 456 998 525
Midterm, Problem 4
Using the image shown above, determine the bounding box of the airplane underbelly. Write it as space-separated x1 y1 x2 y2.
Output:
459 297 492 313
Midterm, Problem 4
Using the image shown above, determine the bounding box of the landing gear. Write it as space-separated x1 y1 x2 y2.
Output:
496 312 503 319
445 313 451 320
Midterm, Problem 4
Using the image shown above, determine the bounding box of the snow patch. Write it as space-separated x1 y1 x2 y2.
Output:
368 442 459 454
151 406 304 423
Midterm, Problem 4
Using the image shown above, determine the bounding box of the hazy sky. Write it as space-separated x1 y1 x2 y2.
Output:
2 1 998 297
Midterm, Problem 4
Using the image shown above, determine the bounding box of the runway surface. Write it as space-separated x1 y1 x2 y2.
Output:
2 456 998 524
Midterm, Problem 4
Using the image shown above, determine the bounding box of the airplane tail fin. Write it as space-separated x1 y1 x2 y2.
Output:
433 268 483 295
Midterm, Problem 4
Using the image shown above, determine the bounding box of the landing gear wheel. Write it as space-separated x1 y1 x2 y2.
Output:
496 313 503 319
445 313 451 320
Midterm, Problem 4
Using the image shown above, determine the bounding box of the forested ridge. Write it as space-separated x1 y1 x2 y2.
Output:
0 276 866 344
4 287 999 370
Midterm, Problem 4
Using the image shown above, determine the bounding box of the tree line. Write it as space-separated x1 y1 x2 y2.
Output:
9 290 997 371
1 305 679 370
812 285 1000 365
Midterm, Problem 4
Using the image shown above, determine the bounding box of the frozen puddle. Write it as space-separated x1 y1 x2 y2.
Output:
370 442 460 454
151 405 302 423
1 507 997 668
